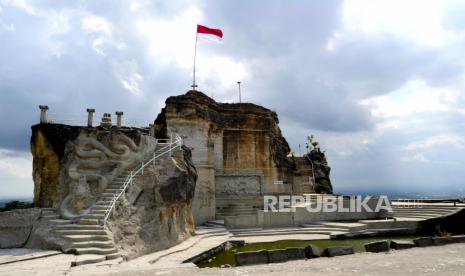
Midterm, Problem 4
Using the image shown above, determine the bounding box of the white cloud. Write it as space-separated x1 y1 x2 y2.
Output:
404 134 465 150
81 15 112 36
112 60 143 95
0 149 31 179
401 153 428 162
328 0 463 49
0 0 36 15
360 79 461 118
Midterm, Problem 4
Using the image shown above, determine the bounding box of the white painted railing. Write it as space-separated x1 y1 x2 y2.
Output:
103 133 183 225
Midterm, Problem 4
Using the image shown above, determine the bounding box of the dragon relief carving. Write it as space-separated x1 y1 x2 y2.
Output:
60 133 154 219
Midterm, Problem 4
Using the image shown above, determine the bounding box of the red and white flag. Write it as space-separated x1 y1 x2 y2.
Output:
197 24 223 43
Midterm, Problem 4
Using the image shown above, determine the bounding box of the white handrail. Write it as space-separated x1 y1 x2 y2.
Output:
103 133 183 225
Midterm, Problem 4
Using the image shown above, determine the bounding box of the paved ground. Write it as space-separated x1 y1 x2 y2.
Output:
2 243 465 275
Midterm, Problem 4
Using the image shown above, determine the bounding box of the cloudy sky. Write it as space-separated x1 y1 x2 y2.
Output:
1 0 465 199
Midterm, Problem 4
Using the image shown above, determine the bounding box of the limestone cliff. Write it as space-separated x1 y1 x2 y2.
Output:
154 91 300 224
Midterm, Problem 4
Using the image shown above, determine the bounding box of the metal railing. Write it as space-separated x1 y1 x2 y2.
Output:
103 133 183 225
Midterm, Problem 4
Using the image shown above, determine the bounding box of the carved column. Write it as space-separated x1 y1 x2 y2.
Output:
86 108 95 127
115 111 123 128
39 105 49 124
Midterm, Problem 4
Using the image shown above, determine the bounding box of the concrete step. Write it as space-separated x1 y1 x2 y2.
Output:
55 229 108 236
75 247 118 255
70 241 114 248
71 254 106 267
63 234 111 242
55 224 104 231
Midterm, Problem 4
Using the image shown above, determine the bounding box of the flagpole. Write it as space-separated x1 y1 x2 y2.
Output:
192 27 198 91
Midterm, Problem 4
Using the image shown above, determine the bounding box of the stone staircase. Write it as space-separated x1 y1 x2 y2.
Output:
229 222 355 237
392 204 464 220
216 203 260 219
41 138 182 266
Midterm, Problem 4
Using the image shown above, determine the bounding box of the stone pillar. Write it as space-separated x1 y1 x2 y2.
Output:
115 111 123 128
149 124 154 136
100 113 112 128
39 105 49 124
86 108 95 127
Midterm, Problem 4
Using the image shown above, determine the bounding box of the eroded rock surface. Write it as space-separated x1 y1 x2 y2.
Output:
154 90 306 224
0 209 41 248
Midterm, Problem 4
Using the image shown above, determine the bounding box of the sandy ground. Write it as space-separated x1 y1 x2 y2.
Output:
2 243 465 276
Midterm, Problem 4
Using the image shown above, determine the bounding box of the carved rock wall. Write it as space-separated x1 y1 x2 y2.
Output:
107 146 197 260
31 124 155 218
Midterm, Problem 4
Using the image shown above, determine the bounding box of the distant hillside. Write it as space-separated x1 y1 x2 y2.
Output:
0 198 32 208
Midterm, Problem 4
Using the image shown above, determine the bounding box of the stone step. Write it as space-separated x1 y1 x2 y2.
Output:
91 207 108 212
393 214 439 219
217 208 257 213
88 210 106 215
48 219 73 225
393 214 449 219
71 254 106 267
42 214 60 220
41 208 56 212
70 240 114 249
41 210 56 215
55 224 104 231
63 234 111 242
204 220 224 227
105 253 121 260
75 247 118 255
96 201 113 205
392 210 454 215
40 214 60 220
77 219 100 225
230 226 347 234
392 209 458 213
232 228 347 237
55 229 108 236
82 214 105 220
105 189 121 193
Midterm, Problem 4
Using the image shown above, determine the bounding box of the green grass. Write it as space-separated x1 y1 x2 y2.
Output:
197 236 416 268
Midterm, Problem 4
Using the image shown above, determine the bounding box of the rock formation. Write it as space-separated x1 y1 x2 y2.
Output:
31 124 156 218
306 149 333 194
154 90 328 224
107 145 197 259
23 122 197 259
